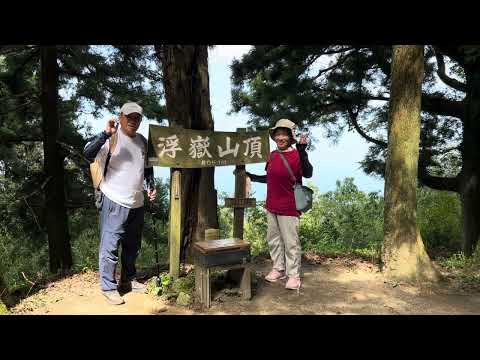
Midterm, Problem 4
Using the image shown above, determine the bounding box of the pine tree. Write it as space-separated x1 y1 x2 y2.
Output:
382 45 440 282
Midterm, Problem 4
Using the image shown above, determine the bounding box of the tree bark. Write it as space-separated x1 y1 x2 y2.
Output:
157 45 218 261
40 46 72 273
382 45 440 283
460 60 480 257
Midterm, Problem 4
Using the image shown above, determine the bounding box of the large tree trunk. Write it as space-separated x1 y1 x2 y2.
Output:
382 45 440 282
460 60 480 257
156 45 218 261
40 46 72 273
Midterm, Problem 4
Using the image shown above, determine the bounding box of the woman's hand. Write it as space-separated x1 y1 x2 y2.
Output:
298 134 308 145
147 188 157 202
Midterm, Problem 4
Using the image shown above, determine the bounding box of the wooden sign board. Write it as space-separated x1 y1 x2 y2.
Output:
147 125 270 168
224 198 256 208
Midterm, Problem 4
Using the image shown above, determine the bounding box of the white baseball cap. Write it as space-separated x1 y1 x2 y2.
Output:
120 102 143 116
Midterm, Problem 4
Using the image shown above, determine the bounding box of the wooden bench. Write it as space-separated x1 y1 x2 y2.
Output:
193 238 252 308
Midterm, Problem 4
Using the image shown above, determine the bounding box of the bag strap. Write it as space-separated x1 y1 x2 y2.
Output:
109 132 118 155
103 132 118 177
276 150 297 184
139 133 148 168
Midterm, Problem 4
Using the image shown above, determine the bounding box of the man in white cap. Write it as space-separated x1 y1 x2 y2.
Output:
246 119 313 292
84 102 157 305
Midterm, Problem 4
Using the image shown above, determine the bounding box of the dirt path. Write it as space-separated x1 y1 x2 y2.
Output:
10 257 480 315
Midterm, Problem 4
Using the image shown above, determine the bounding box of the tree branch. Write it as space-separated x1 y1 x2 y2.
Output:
437 145 462 155
347 108 388 148
368 46 464 119
434 46 465 67
0 45 37 57
434 48 467 92
299 54 321 76
421 94 464 119
312 50 357 81
56 141 90 165
318 46 355 56
0 98 39 116
370 46 392 78
0 135 42 144
418 172 459 192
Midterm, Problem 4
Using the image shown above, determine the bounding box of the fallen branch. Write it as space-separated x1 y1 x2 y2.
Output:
23 198 43 232
57 141 91 165
21 272 36 297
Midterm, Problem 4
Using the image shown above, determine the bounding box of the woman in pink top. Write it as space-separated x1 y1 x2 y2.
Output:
246 119 313 291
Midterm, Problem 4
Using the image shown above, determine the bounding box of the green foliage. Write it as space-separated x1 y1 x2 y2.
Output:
147 271 195 302
218 191 234 239
230 45 465 185
0 179 171 292
139 178 170 268
0 230 50 291
1 45 168 290
224 177 463 263
218 191 270 256
438 249 480 288
299 178 384 259
417 187 462 252
69 207 100 272
146 272 173 296
438 252 466 270
439 247 480 272
172 274 195 295
0 299 8 314
244 201 268 256
160 272 174 289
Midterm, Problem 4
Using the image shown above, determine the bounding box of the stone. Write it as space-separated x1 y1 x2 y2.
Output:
150 303 168 314
176 292 191 306
0 300 9 315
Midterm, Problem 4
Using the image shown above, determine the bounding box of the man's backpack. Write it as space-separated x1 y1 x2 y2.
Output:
89 132 118 190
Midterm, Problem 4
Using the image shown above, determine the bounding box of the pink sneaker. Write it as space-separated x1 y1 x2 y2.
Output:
285 277 302 292
265 269 286 282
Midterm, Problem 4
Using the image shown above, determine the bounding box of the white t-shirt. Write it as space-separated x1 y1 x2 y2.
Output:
98 128 147 209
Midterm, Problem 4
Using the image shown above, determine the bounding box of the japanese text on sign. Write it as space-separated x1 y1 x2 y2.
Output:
147 125 270 168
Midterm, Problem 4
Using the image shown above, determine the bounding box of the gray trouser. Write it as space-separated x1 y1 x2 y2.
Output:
266 211 301 278
99 194 144 291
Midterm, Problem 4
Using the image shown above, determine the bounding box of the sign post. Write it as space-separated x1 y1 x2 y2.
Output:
147 125 269 279
168 169 181 279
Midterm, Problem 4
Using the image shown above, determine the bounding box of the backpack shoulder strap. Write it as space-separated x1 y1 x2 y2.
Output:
103 132 118 177
109 132 118 154
139 134 148 167
277 150 297 183
139 133 148 147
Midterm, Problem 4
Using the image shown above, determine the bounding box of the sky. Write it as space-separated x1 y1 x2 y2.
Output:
83 45 385 200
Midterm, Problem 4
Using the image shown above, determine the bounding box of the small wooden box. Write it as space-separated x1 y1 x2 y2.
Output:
193 238 251 267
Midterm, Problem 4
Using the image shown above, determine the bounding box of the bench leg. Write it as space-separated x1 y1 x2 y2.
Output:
240 267 251 300
195 265 203 303
204 267 211 308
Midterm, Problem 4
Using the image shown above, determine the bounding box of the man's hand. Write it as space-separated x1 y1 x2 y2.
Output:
147 188 157 202
105 119 118 135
